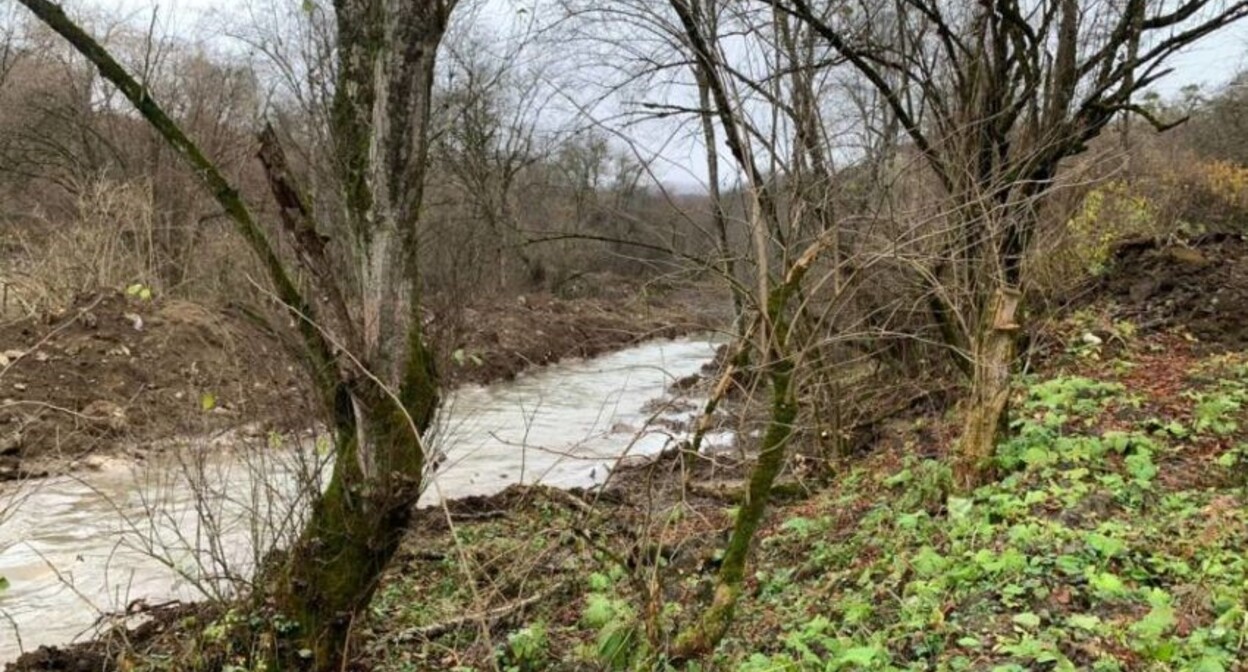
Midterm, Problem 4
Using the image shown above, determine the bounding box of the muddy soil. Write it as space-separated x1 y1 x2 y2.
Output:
1100 232 1248 348
0 293 304 479
0 278 727 481
433 278 724 387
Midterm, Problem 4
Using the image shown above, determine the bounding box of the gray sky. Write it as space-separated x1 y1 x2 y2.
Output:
62 0 1248 189
98 0 1248 87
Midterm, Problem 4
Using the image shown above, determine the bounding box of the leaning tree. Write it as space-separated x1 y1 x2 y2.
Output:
15 0 458 668
769 0 1248 487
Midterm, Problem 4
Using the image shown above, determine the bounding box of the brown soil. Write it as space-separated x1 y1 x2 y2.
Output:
0 292 305 479
433 278 724 387
1100 232 1248 348
0 277 727 481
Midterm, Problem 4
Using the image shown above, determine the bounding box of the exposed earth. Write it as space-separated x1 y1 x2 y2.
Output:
0 276 726 481
1099 233 1248 349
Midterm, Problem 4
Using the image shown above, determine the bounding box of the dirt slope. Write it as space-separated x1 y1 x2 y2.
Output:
0 279 727 480
1101 233 1248 348
0 293 304 478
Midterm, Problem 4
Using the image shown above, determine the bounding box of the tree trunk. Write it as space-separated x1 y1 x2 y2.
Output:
954 287 1020 489
673 356 796 659
670 235 831 659
276 370 437 667
271 2 451 667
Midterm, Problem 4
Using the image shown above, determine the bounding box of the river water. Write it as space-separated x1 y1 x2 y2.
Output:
0 336 724 663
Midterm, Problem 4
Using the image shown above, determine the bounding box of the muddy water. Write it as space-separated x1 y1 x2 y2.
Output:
0 336 724 662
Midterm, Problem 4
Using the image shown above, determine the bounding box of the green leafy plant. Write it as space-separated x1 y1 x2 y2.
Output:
1191 391 1243 436
125 282 154 301
580 571 646 670
500 623 549 672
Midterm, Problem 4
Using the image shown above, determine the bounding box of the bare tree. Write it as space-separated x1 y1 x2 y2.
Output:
14 1 459 669
554 0 879 659
770 0 1248 487
434 28 550 289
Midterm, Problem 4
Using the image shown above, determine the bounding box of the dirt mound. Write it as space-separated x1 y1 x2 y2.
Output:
435 281 725 387
0 292 306 476
0 281 728 480
1100 233 1248 348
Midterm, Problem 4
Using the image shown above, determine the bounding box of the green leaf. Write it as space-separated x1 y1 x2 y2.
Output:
126 283 143 296
1068 614 1102 631
1125 450 1158 483
139 287 152 301
588 572 612 592
1090 571 1128 598
1190 657 1227 672
1087 532 1127 559
1012 612 1042 629
200 392 217 411
912 546 947 577
947 496 973 521
884 468 912 487
1023 445 1057 468
596 624 638 670
582 594 618 628
1131 604 1176 640
834 646 881 666
1162 421 1189 438
0 575 9 591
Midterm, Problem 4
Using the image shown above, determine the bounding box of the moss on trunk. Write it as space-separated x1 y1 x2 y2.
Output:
673 361 796 658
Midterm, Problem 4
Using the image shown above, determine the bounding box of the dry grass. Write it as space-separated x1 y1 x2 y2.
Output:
0 175 266 321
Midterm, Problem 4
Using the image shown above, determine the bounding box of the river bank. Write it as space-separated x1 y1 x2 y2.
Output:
9 236 1248 671
0 275 728 482
0 333 735 664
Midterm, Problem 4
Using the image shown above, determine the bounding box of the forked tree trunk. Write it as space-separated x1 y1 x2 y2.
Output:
273 2 451 667
15 1 456 669
277 374 437 667
954 287 1020 489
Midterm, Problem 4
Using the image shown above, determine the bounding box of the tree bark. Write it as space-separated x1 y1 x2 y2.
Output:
273 3 452 668
672 235 829 659
672 357 796 658
954 287 1019 489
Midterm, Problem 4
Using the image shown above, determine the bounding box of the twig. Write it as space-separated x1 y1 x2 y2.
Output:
390 585 562 642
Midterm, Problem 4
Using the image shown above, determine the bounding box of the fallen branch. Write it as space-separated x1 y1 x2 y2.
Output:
391 586 562 642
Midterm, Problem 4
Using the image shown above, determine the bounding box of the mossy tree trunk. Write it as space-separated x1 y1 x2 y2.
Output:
17 1 458 670
672 238 827 660
672 354 796 658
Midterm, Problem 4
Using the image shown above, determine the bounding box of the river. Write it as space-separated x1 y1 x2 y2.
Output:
0 335 724 663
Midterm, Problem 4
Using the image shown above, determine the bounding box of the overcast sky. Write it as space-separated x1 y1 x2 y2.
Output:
95 0 1248 85
51 0 1248 189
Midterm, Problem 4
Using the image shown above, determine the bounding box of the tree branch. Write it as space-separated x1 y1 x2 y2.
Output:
15 0 345 417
